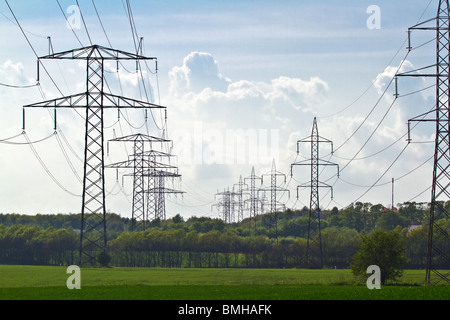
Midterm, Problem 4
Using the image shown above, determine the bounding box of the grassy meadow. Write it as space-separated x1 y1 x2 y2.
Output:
0 265 448 300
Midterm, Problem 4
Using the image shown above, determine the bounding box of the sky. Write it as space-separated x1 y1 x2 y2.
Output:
0 0 442 221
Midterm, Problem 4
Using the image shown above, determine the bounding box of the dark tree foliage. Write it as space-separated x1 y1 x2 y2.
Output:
350 229 408 284
0 201 446 268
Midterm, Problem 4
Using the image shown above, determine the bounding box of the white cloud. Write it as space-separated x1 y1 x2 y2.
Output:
167 52 330 130
0 60 30 85
169 51 231 94
162 52 335 215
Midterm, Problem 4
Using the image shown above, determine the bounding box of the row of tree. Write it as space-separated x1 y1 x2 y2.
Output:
107 226 359 268
0 201 435 237
0 201 447 268
0 224 78 266
0 219 447 269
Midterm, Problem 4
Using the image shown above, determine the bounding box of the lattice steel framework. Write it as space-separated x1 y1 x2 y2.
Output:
213 188 235 223
144 168 184 222
23 45 165 266
244 166 263 230
233 176 248 223
106 134 171 230
291 117 339 268
396 0 450 284
106 134 181 229
259 160 290 238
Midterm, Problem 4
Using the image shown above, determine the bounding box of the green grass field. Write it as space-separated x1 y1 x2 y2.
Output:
0 265 448 300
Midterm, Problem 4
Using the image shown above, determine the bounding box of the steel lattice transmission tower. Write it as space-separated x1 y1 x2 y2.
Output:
233 176 248 223
244 166 263 230
23 45 165 266
145 168 184 222
106 134 179 231
213 188 236 223
212 176 249 224
259 160 290 238
291 117 339 268
396 0 450 284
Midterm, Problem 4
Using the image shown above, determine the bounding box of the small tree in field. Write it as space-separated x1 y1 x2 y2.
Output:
350 229 407 285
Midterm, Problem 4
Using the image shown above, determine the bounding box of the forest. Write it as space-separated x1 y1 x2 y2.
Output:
0 201 448 269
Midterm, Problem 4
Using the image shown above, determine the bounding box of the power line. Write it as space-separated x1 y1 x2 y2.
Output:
318 0 434 120
56 0 83 46
0 131 53 145
23 132 81 197
333 53 409 157
319 39 408 120
91 0 112 48
4 0 64 97
352 141 409 203
121 1 166 133
0 82 37 88
75 0 92 45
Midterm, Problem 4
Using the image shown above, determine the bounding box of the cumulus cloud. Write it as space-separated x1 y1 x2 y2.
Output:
374 59 434 102
164 51 332 201
373 59 435 142
268 76 329 111
167 52 330 131
169 51 231 94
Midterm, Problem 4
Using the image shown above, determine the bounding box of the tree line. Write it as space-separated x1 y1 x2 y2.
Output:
0 201 448 268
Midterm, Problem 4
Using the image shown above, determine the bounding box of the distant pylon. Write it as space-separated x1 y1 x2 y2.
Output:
291 117 339 268
396 0 450 284
233 176 248 223
244 166 263 230
259 160 290 238
144 168 184 221
213 188 235 223
106 134 175 231
107 134 182 229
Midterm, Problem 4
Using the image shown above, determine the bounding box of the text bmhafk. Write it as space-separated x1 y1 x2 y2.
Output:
178 304 272 317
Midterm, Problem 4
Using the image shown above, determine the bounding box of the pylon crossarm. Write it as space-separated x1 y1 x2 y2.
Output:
144 187 184 194
39 44 156 61
24 92 166 110
109 133 169 142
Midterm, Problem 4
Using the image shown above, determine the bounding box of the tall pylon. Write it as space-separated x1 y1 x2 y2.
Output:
291 117 339 268
396 0 450 284
23 45 166 266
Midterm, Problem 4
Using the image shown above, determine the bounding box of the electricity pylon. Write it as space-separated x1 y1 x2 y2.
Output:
396 0 450 284
213 188 235 223
233 175 248 223
23 45 165 266
144 168 184 221
244 166 263 231
259 160 290 239
106 133 178 231
291 117 339 268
